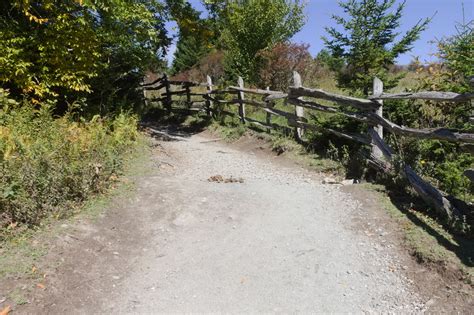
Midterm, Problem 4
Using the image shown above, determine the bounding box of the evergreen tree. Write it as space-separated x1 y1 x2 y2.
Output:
323 0 431 95
315 49 343 72
171 34 210 74
167 0 215 75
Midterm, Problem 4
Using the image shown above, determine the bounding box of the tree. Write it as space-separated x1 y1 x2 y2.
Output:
168 0 215 74
323 0 430 95
416 19 473 129
0 0 170 112
172 36 211 74
388 20 474 201
172 50 225 82
88 0 170 113
315 48 344 72
258 42 313 90
217 0 305 84
0 1 101 100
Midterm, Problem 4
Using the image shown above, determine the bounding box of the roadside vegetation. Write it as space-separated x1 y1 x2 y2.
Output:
0 0 170 239
1 0 472 286
0 89 140 240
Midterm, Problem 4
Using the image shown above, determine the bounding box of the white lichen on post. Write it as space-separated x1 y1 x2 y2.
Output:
293 71 304 141
370 77 384 160
237 76 246 123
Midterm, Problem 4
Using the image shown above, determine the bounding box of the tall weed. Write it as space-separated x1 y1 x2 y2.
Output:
0 89 139 237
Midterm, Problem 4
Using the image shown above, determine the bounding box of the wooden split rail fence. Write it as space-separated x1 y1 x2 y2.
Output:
141 73 474 222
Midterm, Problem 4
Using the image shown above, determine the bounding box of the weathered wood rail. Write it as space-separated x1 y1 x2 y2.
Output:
141 73 474 223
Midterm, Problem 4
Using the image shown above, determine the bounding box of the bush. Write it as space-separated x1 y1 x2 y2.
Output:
394 21 474 201
173 50 225 83
257 42 314 91
0 89 139 235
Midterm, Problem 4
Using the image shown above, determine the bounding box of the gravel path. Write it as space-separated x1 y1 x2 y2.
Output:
18 129 427 313
102 129 424 313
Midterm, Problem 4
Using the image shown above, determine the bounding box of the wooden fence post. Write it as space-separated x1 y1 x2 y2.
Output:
142 84 148 108
265 86 273 132
237 76 246 123
293 71 304 141
370 77 384 159
185 84 191 108
206 75 213 117
163 73 172 112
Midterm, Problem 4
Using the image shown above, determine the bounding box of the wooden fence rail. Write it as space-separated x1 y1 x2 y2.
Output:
141 73 474 223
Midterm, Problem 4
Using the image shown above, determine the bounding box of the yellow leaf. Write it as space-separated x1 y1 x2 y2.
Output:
0 305 11 315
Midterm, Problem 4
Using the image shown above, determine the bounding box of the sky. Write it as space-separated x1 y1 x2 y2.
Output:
166 0 473 65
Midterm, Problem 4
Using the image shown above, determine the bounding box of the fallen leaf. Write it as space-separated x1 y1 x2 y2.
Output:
0 305 11 315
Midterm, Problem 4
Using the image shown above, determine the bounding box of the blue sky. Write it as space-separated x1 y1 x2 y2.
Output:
166 0 473 65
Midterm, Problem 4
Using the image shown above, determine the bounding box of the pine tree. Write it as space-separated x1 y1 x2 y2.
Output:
323 0 431 95
167 0 215 75
171 36 210 75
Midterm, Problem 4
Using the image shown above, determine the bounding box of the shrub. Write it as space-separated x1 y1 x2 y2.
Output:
0 89 139 236
393 21 474 200
257 42 314 91
173 50 225 83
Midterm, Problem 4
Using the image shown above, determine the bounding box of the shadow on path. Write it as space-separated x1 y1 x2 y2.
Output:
383 190 474 268
142 108 212 142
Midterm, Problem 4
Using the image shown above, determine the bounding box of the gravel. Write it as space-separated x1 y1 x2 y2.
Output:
96 130 425 313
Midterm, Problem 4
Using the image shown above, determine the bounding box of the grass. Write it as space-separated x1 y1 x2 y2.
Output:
209 116 247 141
389 71 427 93
8 289 28 305
363 183 474 284
0 135 151 279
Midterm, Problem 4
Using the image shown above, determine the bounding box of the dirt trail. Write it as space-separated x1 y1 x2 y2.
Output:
13 128 436 313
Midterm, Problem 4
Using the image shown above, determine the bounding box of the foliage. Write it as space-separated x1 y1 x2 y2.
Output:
0 0 169 112
173 50 225 82
217 0 305 84
387 19 474 200
315 48 344 72
168 0 215 74
202 0 228 44
171 34 211 75
0 1 99 99
0 89 139 236
323 0 430 95
415 22 473 129
258 42 314 91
